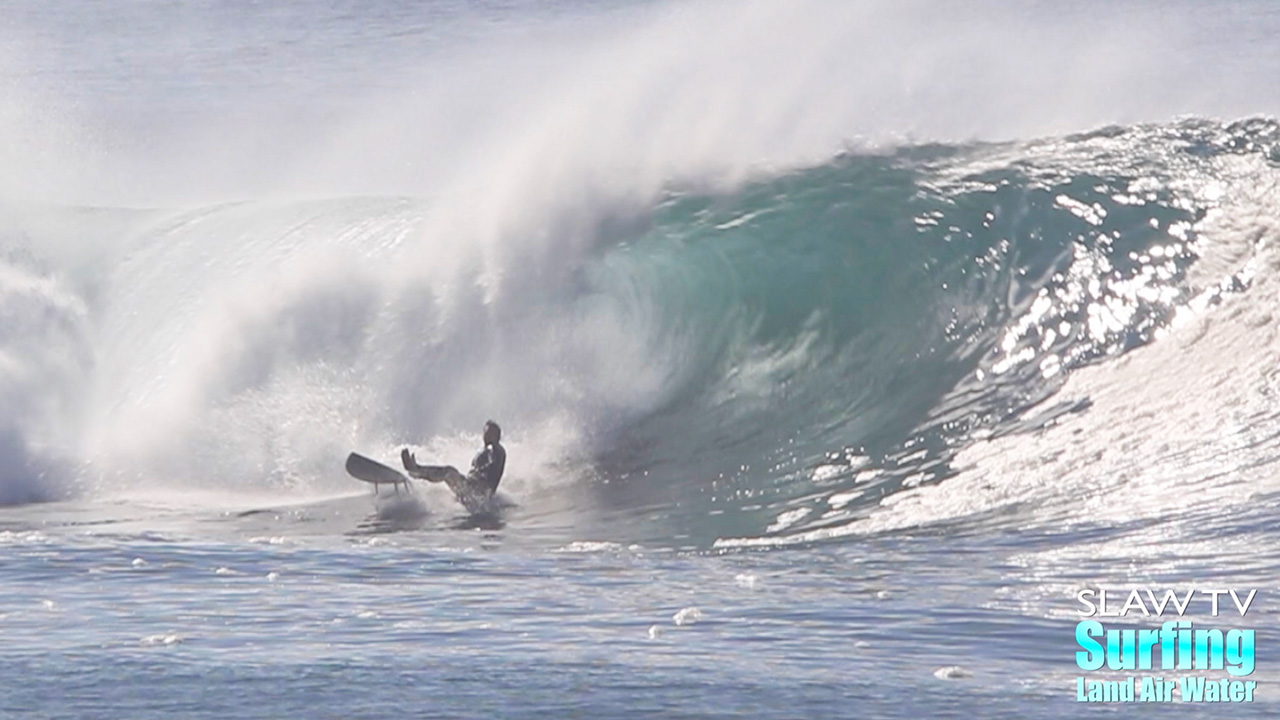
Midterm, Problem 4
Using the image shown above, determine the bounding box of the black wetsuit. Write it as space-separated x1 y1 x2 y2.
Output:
469 442 506 494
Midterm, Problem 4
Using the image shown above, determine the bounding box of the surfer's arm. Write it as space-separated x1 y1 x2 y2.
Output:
472 446 505 474
468 447 504 494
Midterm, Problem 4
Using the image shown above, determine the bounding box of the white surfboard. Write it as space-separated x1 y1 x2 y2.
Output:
345 452 412 494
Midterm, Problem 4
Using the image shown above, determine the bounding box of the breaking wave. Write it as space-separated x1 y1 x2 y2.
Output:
3 115 1279 549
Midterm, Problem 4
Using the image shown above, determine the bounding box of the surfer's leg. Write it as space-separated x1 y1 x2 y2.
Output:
416 465 464 483
437 469 472 498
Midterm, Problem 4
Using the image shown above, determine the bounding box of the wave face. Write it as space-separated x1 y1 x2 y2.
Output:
586 118 1278 542
2 118 1278 545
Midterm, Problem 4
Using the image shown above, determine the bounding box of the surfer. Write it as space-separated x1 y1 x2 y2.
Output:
400 420 506 503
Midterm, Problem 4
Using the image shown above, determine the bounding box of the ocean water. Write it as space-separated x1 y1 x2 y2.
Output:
3 1 1280 717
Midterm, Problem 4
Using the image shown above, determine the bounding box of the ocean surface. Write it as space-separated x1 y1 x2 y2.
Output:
3 1 1280 717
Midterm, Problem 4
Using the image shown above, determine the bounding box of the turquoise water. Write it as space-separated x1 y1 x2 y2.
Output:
3 1 1280 717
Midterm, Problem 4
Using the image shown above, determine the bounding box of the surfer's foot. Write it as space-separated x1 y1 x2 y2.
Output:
401 448 418 472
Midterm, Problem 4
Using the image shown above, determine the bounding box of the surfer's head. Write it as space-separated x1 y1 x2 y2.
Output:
484 420 501 444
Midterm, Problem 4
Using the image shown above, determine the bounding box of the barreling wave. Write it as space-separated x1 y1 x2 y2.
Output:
1 117 1277 549
582 117 1277 543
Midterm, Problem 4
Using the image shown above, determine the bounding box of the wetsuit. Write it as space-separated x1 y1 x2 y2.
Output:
469 442 506 494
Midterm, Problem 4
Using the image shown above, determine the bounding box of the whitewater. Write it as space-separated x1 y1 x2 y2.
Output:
3 0 1280 717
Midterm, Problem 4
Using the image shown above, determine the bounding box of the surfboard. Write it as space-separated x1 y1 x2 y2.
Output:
345 452 412 494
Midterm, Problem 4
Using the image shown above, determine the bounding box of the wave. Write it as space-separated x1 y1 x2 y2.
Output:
0 251 90 504
1 118 1277 549
592 118 1277 543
